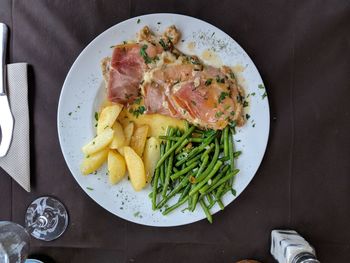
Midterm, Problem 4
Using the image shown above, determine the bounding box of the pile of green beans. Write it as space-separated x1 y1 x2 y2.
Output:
151 124 240 223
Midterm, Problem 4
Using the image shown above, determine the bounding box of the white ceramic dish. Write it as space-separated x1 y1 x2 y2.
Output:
57 13 270 226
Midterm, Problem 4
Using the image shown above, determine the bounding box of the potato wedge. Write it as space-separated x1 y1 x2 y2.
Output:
130 125 149 156
97 104 123 135
118 108 185 137
82 127 114 155
143 137 160 182
123 122 134 146
80 148 109 175
110 121 125 149
107 150 126 184
123 146 146 191
117 122 134 155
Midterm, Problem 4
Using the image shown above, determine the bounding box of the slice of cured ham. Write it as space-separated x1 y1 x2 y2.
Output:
102 26 245 130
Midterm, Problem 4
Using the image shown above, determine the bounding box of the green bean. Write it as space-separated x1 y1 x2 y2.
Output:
199 199 212 223
149 186 161 198
234 151 242 158
186 134 215 160
159 136 180 141
214 183 226 210
199 165 229 194
195 138 220 183
195 155 209 177
170 162 199 180
223 126 229 158
159 143 165 184
162 196 189 215
228 130 235 172
175 138 190 154
179 182 192 202
157 176 189 208
191 192 199 211
194 129 204 134
175 151 195 166
185 121 190 131
162 130 175 197
201 143 214 161
188 191 193 207
219 156 230 162
186 154 202 167
176 129 181 136
201 169 239 195
220 130 224 145
206 193 213 204
173 166 179 173
189 160 222 196
216 199 224 210
156 126 195 169
215 181 226 199
189 138 205 143
152 166 160 210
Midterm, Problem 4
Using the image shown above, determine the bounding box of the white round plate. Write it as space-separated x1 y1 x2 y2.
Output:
57 13 270 226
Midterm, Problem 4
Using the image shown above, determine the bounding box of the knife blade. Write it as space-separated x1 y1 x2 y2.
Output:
0 23 14 157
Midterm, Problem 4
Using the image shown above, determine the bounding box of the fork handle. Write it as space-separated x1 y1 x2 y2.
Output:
0 23 8 95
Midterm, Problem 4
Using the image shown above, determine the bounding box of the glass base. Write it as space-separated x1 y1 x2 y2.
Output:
25 197 68 241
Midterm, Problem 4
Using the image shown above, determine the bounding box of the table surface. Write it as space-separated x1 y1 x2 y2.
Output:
0 1 349 262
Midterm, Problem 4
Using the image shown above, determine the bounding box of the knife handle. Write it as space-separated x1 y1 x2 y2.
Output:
0 23 8 95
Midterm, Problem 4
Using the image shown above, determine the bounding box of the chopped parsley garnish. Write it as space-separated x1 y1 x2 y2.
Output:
134 97 142 105
258 84 265 89
94 112 99 121
246 114 251 120
190 57 201 65
216 75 225 83
243 101 249 107
262 92 267 99
251 92 256 96
191 100 197 106
133 211 140 217
159 38 169 50
230 72 236 79
224 105 230 110
215 111 224 118
230 111 235 116
229 120 237 128
157 22 161 25
86 187 94 191
68 112 72 116
203 129 216 137
130 106 146 118
137 19 141 24
218 92 229 103
140 44 152 64
110 45 116 49
205 79 212 86
252 123 256 128
125 93 133 100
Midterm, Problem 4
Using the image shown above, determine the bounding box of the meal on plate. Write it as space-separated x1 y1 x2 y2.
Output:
80 25 246 223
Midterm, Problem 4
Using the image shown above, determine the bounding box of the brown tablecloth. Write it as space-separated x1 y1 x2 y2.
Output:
0 1 349 262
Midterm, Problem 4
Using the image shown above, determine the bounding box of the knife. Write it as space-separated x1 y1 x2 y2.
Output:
0 23 14 157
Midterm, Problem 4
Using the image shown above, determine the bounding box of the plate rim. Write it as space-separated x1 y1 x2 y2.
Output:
57 13 270 227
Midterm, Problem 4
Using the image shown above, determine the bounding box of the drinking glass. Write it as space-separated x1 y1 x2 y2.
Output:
0 196 68 262
0 221 30 263
25 196 68 241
